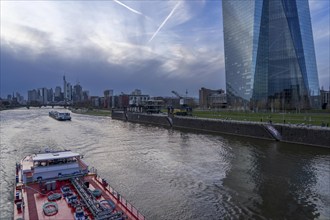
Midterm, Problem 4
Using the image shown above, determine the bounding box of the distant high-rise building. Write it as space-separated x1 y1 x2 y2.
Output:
73 84 83 103
222 0 320 110
104 89 114 108
55 86 61 97
28 89 38 102
15 92 24 104
63 76 72 102
63 76 67 101
63 76 73 102
47 88 53 102
40 88 48 104
82 91 89 101
54 86 62 102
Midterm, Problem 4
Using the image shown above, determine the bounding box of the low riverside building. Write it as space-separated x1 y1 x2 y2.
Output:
112 90 150 110
128 89 149 107
199 87 227 109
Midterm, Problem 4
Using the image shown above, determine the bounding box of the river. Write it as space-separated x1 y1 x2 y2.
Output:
1 108 329 219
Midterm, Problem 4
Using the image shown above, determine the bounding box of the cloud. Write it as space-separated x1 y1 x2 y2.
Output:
1 0 326 97
1 23 53 59
113 0 145 16
1 39 224 98
309 0 328 13
309 0 330 89
1 1 217 68
148 1 182 43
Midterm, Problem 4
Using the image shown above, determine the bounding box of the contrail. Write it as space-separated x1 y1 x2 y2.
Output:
113 0 144 16
148 1 181 43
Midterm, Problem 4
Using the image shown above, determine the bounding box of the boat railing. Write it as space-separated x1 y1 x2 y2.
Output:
77 158 88 171
95 175 145 220
90 167 98 175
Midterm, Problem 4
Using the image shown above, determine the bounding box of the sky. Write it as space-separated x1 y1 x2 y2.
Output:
1 0 329 98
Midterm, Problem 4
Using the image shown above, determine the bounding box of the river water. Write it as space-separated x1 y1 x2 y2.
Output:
1 108 329 219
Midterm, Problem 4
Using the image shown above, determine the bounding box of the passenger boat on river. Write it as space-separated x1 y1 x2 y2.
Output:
13 150 145 220
49 111 71 121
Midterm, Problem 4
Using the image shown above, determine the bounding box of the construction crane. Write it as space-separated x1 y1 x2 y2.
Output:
171 90 188 105
171 90 192 116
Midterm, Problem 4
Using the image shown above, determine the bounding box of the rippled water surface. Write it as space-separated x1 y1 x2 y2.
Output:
1 108 330 219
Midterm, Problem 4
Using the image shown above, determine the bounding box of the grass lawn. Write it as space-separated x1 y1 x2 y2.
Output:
192 110 330 126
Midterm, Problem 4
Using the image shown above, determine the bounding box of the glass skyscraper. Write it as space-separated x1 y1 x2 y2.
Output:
222 0 320 110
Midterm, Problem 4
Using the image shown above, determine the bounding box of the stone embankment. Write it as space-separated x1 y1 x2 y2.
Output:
111 111 330 148
273 124 330 147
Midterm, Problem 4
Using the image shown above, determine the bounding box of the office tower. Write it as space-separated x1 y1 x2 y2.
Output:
63 76 67 101
63 76 72 102
73 84 83 103
41 88 48 104
54 86 62 102
47 88 53 102
28 89 38 102
104 89 114 108
222 0 320 110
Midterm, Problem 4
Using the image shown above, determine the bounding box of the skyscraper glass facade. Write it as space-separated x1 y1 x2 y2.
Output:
222 0 320 109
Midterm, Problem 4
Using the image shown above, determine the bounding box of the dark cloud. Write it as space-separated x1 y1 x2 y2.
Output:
1 42 225 98
1 0 328 99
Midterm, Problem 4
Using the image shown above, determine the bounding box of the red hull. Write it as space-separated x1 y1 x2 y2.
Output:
14 173 145 220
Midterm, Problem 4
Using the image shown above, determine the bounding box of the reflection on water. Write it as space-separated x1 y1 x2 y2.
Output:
0 108 329 219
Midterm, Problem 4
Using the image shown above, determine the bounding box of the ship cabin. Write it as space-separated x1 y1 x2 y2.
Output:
57 112 71 120
21 151 88 184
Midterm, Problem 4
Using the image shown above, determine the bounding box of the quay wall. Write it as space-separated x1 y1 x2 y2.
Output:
172 117 274 140
127 113 170 126
112 111 127 121
273 125 330 147
111 111 330 148
112 111 171 127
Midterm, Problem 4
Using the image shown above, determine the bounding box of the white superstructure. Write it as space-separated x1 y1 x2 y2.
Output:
20 151 88 183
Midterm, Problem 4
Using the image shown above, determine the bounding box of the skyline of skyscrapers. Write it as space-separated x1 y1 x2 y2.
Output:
26 76 89 104
222 0 321 110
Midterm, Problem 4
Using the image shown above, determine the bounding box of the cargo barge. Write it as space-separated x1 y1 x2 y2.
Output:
13 150 145 220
